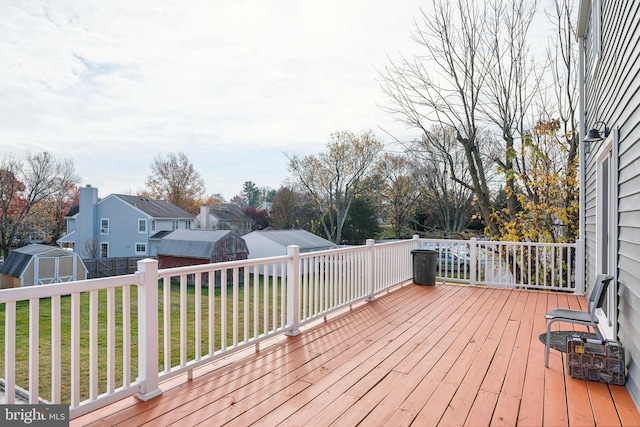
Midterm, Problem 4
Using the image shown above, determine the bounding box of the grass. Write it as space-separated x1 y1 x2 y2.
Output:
0 274 282 404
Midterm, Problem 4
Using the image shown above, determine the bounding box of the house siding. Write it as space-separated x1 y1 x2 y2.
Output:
158 256 209 270
59 189 195 259
97 196 150 258
581 0 640 408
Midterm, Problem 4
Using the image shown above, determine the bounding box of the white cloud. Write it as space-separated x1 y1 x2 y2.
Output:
0 0 557 200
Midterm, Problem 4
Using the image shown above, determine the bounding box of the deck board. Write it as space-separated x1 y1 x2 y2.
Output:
71 283 640 427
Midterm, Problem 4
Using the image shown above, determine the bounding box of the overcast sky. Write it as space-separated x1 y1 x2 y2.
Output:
1 1 557 201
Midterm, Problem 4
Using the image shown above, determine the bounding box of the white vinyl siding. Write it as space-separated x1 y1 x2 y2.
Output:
582 0 640 406
591 0 602 76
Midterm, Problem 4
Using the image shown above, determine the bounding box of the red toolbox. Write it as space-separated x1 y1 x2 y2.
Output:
566 334 626 385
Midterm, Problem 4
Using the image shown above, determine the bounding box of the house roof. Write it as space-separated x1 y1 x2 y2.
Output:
57 229 75 243
0 244 72 278
210 205 251 222
149 230 173 240
246 230 335 251
114 195 195 219
157 229 236 259
66 195 195 220
65 205 79 217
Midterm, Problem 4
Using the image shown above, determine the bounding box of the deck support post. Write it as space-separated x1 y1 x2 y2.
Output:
285 245 301 336
574 239 585 295
366 239 376 301
469 238 477 287
136 259 162 401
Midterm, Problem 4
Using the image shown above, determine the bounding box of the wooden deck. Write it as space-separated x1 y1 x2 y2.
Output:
72 283 640 426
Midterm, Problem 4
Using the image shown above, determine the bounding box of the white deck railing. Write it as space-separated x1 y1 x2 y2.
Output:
419 238 581 293
0 237 578 418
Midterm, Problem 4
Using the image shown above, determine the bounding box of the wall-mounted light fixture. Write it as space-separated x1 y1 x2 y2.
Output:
583 121 610 154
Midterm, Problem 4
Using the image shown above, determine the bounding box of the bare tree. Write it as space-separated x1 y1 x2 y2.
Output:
143 152 206 215
484 0 543 220
83 238 101 259
409 127 477 233
379 0 499 234
0 152 79 256
544 0 580 241
287 130 383 244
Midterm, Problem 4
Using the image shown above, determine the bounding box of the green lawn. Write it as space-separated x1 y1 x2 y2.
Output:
0 274 282 404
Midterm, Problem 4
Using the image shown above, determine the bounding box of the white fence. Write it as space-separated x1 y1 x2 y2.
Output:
0 237 579 419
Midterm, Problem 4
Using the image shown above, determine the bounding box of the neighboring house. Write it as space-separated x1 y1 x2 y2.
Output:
156 229 249 269
243 229 336 259
57 186 195 258
578 0 640 408
0 244 87 288
197 204 253 235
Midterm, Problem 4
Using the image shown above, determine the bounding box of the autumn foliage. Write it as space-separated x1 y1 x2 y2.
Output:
494 119 579 243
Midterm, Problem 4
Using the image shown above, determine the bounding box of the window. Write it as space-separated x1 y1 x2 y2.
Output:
591 0 602 76
595 131 617 340
138 219 147 233
100 243 109 258
135 242 147 255
151 220 156 231
100 218 109 235
186 220 191 230
172 220 179 231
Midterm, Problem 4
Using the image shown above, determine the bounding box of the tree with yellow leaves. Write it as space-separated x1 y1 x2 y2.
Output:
495 119 578 244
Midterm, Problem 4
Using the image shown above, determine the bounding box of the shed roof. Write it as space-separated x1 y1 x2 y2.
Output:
0 244 73 278
247 230 335 251
157 229 235 259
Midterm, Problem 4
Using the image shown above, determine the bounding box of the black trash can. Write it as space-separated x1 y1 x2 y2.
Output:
411 249 438 286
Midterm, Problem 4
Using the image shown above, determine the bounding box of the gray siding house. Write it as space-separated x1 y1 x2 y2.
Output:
578 0 640 408
58 186 195 258
197 205 253 235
